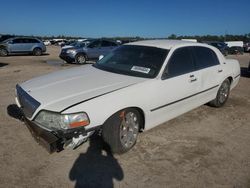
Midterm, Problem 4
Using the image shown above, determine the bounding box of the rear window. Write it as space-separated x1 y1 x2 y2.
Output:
192 46 220 69
28 38 40 43
102 40 117 47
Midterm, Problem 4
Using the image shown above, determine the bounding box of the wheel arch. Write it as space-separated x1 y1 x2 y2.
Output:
103 106 146 132
76 52 88 59
33 46 42 51
0 46 9 56
227 76 233 84
131 107 145 132
0 45 8 51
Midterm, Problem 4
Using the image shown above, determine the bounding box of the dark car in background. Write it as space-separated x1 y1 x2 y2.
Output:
0 35 15 43
248 61 250 72
0 37 46 56
205 41 229 56
228 46 244 55
243 42 250 52
59 39 118 64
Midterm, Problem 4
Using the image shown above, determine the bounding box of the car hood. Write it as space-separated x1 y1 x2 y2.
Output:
61 45 74 49
0 42 7 45
19 65 146 113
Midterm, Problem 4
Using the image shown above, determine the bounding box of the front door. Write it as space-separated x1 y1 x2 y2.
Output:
8 38 25 53
147 47 202 129
86 40 102 59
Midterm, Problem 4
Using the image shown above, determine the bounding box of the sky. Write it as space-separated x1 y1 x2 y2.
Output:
0 0 249 38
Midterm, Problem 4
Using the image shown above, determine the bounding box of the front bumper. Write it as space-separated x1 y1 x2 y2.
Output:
24 117 100 153
24 118 61 153
59 53 75 63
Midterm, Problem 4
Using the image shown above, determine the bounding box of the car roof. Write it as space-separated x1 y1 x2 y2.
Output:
2 37 39 41
205 41 225 44
125 39 208 50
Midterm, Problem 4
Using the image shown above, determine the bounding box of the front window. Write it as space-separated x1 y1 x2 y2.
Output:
93 45 169 78
163 47 195 79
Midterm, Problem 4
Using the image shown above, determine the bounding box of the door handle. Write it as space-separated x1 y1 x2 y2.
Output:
189 75 197 82
218 69 223 73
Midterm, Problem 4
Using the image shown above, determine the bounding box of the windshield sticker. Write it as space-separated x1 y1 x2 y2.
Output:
131 66 151 74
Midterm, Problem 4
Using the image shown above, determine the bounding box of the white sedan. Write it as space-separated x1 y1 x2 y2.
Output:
15 40 240 153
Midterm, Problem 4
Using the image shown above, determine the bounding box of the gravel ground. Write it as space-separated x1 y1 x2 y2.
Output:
0 46 250 188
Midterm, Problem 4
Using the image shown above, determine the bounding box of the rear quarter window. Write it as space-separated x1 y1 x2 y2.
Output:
102 40 117 47
28 39 40 43
192 46 220 69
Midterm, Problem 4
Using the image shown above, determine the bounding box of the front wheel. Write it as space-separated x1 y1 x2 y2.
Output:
75 54 86 64
0 48 8 56
102 108 142 154
33 48 42 56
209 79 230 107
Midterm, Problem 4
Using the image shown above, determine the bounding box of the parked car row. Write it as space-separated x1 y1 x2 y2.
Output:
1 36 249 58
204 41 247 56
205 41 229 56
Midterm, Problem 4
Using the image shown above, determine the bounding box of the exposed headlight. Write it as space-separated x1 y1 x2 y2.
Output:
35 111 90 130
66 49 76 54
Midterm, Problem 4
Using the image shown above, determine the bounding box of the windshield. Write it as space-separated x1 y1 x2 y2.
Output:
73 40 92 48
93 45 169 78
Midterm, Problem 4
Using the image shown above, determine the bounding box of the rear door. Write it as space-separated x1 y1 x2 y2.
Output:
86 40 102 59
24 38 39 51
22 38 33 51
100 40 118 55
191 46 222 102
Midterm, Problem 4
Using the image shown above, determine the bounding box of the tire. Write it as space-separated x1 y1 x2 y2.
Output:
33 48 42 56
75 54 86 64
209 79 230 107
102 108 142 154
0 48 8 56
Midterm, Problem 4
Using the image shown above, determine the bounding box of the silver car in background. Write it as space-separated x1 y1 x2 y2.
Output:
0 37 46 56
59 39 118 64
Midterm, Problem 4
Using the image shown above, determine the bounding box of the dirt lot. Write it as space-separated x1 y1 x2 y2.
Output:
0 46 250 188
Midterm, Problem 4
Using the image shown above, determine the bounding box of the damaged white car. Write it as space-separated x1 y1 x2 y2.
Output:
15 40 240 153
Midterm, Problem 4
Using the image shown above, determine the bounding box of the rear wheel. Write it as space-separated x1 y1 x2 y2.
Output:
33 48 42 56
0 48 8 56
102 108 142 154
75 54 86 64
209 79 230 107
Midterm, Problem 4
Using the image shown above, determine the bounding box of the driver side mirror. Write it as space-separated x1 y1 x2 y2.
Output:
161 68 170 80
7 40 13 44
161 72 169 80
99 55 104 60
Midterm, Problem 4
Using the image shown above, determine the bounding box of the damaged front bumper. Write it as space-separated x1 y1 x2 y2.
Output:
24 118 100 153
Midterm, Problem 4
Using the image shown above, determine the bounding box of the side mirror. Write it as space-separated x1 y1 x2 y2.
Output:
7 40 13 44
99 55 104 60
161 71 170 80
